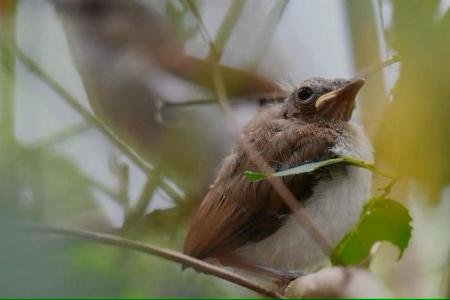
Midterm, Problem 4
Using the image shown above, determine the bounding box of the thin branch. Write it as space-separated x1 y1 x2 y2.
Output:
247 0 291 69
206 0 246 61
186 0 217 58
358 55 400 78
4 221 282 298
88 176 122 202
187 5 333 255
376 178 399 199
164 94 286 108
122 169 161 230
0 3 16 143
29 122 91 149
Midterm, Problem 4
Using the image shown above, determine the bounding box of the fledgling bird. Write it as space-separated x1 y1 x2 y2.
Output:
183 77 373 283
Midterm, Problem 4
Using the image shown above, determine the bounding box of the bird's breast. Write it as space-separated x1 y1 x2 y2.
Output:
233 121 373 272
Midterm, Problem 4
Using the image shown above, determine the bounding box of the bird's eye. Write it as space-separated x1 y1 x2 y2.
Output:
297 87 313 102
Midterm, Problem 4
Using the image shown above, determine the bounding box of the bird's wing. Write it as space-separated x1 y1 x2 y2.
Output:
183 124 338 260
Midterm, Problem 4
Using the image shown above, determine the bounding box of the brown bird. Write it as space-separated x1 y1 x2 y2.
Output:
54 0 280 154
183 77 373 284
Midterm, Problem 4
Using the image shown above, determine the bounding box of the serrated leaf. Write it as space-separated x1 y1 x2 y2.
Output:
244 156 377 182
331 198 412 266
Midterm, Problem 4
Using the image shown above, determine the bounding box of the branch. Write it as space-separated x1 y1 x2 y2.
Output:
0 2 16 143
164 94 286 108
4 221 282 298
358 55 400 78
29 122 91 149
122 169 161 230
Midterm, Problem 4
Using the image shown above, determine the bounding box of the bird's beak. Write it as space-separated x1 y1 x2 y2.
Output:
315 78 365 121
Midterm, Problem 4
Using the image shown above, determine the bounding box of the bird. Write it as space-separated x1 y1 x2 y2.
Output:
53 0 282 204
53 0 280 154
183 77 373 285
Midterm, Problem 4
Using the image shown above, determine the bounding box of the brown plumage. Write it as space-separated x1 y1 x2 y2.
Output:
184 110 339 259
184 77 366 265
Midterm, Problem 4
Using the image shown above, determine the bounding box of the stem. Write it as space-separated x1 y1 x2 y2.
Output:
376 178 398 199
358 55 400 78
122 170 160 230
247 0 290 68
206 0 245 62
0 1 16 143
29 122 91 149
4 221 282 298
164 94 286 108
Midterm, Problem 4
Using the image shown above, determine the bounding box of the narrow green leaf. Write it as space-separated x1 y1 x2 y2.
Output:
244 156 379 182
331 198 413 266
243 170 269 182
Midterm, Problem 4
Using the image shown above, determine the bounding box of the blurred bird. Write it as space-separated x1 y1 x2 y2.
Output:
53 0 281 206
184 77 372 286
53 0 279 154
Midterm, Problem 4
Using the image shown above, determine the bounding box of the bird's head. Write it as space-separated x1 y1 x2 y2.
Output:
285 77 365 122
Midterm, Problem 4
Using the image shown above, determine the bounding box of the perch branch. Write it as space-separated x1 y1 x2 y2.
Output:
4 221 282 298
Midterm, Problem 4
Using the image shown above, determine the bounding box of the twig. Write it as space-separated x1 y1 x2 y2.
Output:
375 178 399 200
358 55 400 78
187 4 333 255
3 221 282 298
164 94 286 108
122 169 161 230
29 122 91 149
206 0 245 62
247 0 291 68
0 3 16 143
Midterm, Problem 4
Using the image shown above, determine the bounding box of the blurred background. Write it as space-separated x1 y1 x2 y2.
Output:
0 0 449 297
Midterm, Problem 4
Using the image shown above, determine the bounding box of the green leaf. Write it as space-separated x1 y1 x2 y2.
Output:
244 156 378 182
331 198 412 266
243 170 269 182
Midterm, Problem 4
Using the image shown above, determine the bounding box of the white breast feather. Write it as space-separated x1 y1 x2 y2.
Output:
235 122 373 272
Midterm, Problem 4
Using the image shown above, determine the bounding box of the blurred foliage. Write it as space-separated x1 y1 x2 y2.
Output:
0 0 16 15
376 0 450 202
1 0 449 297
0 143 98 221
164 0 198 41
331 197 412 266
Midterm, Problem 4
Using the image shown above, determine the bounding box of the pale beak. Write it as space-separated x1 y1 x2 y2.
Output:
315 78 365 121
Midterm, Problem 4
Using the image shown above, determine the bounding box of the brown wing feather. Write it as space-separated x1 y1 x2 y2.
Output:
183 113 339 260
